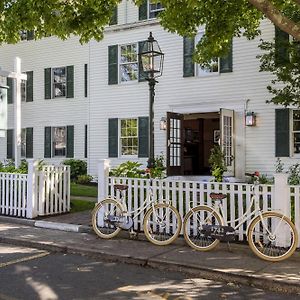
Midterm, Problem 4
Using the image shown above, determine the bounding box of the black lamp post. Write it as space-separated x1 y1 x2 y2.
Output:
139 32 164 169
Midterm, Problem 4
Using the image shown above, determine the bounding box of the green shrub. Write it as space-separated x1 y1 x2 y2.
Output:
150 154 166 179
77 174 93 184
288 163 300 185
208 145 227 182
110 161 144 178
0 159 28 174
63 159 87 181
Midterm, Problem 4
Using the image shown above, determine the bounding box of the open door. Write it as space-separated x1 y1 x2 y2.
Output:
220 108 235 176
167 112 184 176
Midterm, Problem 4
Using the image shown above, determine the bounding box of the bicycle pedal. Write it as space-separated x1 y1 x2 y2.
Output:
129 231 138 239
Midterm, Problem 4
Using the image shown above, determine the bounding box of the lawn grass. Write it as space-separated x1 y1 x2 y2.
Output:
70 199 95 213
70 182 98 197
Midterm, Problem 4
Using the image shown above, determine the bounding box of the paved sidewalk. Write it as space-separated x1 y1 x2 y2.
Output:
0 217 300 295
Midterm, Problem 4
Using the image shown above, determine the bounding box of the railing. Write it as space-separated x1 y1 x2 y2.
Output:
0 172 28 217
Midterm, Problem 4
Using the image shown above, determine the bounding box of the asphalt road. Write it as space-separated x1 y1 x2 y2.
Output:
0 243 298 300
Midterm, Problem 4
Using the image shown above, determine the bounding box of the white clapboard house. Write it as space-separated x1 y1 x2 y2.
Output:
0 1 297 179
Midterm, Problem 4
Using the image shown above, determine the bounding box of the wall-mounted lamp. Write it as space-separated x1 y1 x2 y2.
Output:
245 111 256 126
160 117 167 130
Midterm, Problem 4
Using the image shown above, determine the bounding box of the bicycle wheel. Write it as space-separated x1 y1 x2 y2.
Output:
92 198 124 239
143 203 182 246
183 205 224 251
248 211 298 262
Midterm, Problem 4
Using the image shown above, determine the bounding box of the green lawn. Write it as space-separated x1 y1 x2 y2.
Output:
70 199 95 213
70 183 98 197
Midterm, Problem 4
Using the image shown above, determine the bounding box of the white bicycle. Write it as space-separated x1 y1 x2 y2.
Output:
92 177 182 246
183 173 298 262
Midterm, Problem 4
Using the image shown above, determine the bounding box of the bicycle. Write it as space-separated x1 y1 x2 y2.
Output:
92 173 182 246
183 172 298 262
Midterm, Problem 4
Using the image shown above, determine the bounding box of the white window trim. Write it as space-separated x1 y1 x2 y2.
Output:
52 66 67 98
148 0 164 20
119 118 139 157
290 109 300 157
119 43 139 84
52 126 67 157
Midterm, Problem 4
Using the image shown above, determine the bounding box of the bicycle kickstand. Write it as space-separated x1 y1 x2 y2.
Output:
226 241 233 253
129 228 138 240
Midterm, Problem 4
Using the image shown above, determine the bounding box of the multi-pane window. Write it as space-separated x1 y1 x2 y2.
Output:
21 79 26 102
119 44 138 82
53 67 66 97
120 118 138 156
292 110 300 154
149 1 164 18
21 128 26 157
195 32 219 76
53 127 66 156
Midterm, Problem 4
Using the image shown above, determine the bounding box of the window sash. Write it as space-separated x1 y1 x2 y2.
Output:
53 67 66 97
149 1 164 18
120 118 138 156
53 126 66 156
292 110 300 154
21 128 26 157
119 44 138 82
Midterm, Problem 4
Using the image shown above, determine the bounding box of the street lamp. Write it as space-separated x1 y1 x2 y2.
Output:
139 32 164 168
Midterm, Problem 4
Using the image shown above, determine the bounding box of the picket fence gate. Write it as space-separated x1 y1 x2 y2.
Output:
0 160 70 218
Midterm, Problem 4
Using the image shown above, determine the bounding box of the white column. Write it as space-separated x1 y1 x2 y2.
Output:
14 57 22 168
27 159 38 218
98 159 110 202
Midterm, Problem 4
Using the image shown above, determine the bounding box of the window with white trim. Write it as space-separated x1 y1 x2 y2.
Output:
21 128 26 157
21 79 26 102
292 110 300 154
149 1 164 19
120 118 138 156
53 126 66 156
53 67 66 97
195 32 219 76
119 44 138 82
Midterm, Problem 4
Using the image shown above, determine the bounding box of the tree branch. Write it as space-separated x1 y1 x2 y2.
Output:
248 0 300 40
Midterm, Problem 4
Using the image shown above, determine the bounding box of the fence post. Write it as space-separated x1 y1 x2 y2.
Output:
27 159 38 219
98 159 110 202
273 173 290 217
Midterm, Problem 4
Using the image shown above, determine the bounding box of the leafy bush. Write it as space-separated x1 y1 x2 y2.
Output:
77 174 93 184
150 154 166 179
208 145 227 182
288 163 300 185
63 159 87 181
110 161 144 178
275 158 284 173
0 159 28 174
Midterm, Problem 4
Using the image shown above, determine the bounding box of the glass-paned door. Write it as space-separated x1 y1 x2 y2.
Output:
220 108 235 176
167 112 184 176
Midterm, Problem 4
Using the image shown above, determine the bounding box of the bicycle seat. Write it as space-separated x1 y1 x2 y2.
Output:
210 193 227 200
114 184 128 191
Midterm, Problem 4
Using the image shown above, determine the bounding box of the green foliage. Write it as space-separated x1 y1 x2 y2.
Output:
63 159 87 181
77 174 93 185
288 163 300 185
208 145 227 182
150 154 166 179
0 159 28 174
109 161 144 178
248 173 274 184
275 158 284 173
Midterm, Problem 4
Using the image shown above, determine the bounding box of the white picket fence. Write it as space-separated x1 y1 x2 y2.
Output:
0 173 28 217
0 160 70 218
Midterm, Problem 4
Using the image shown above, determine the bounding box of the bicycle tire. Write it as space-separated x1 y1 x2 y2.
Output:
248 211 298 262
143 202 182 246
92 198 124 239
183 205 224 251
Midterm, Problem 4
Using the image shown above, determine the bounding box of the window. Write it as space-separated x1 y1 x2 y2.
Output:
120 118 138 156
292 110 300 154
149 1 164 19
53 67 66 97
21 128 26 157
21 79 26 102
53 127 66 156
195 32 219 76
120 44 138 82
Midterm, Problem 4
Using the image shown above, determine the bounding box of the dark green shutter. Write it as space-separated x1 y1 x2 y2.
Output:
183 37 195 77
7 78 13 104
66 125 74 158
275 109 290 157
44 127 52 158
27 30 34 40
110 6 118 25
220 40 233 73
26 127 33 158
138 41 147 82
275 27 289 66
66 65 74 98
44 68 51 99
139 0 148 20
138 117 149 158
84 124 88 158
7 129 14 159
108 45 118 85
108 118 118 157
84 64 88 98
26 71 33 102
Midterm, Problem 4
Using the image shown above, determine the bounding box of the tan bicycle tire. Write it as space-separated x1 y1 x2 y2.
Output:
92 198 123 239
248 211 298 262
143 203 182 246
183 205 223 251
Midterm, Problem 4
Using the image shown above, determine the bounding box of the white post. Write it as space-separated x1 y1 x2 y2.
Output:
14 57 22 168
98 159 110 202
27 159 38 218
